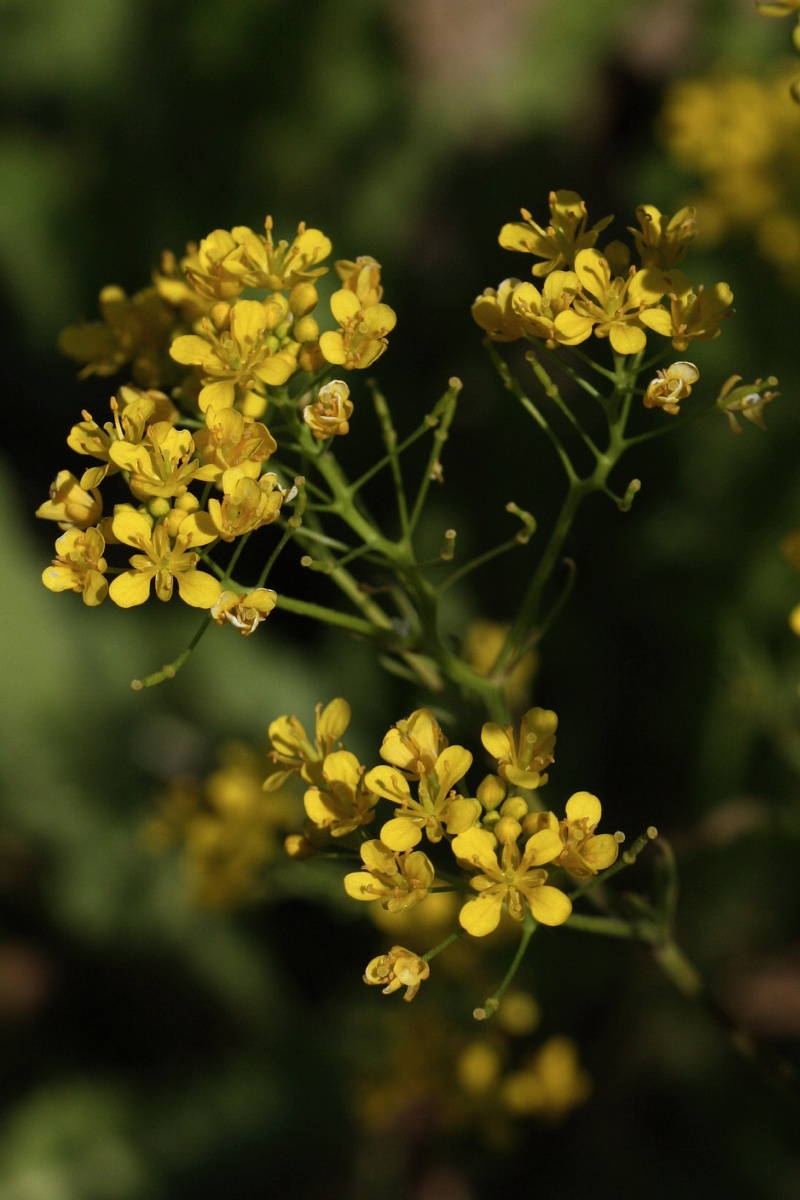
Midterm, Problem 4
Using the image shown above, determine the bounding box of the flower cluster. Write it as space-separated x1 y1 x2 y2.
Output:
659 63 800 283
264 699 622 1001
472 190 733 356
145 741 300 908
38 218 396 623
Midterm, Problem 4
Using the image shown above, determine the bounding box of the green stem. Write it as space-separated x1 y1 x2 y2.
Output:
473 910 538 1020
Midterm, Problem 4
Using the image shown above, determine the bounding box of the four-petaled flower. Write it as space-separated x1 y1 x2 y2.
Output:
43 526 108 606
304 749 378 837
643 361 699 415
344 840 434 912
452 826 572 936
210 588 277 635
265 698 351 790
364 945 430 1001
481 707 557 790
108 508 220 608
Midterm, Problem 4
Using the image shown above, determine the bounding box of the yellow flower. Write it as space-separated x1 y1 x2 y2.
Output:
58 285 178 388
109 421 216 501
182 228 255 302
319 289 397 369
302 380 354 439
145 741 300 909
643 361 699 415
499 191 613 276
169 299 297 409
471 278 525 342
639 269 733 351
716 374 779 433
511 271 586 348
462 619 538 712
232 217 332 292
629 205 697 269
377 707 449 777
193 404 277 481
42 526 108 606
36 471 102 529
364 945 430 1001
108 508 220 608
304 749 378 837
561 248 667 355
452 826 571 936
210 588 277 635
344 840 434 913
500 1036 592 1121
554 791 619 880
481 706 557 790
265 698 351 790
206 468 284 541
335 256 384 307
366 742 478 851
67 387 177 490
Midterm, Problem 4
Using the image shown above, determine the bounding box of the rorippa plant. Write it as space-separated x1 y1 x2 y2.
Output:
37 195 780 1084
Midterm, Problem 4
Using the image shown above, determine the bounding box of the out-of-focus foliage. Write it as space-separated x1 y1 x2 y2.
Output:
3 1 800 1198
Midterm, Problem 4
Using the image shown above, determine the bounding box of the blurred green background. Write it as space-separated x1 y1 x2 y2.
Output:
2 0 800 1196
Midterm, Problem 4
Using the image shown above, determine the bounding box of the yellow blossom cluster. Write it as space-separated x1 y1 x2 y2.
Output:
659 64 800 283
264 699 622 999
472 190 733 356
355 995 591 1138
144 741 300 908
38 219 396 621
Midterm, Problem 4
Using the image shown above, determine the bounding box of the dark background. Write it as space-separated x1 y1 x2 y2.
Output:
1 1 799 1197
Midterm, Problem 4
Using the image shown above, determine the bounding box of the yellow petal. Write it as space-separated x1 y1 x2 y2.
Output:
527 885 572 926
380 816 423 851
109 570 153 607
344 871 380 901
174 569 222 608
364 765 412 805
564 791 601 826
459 891 504 937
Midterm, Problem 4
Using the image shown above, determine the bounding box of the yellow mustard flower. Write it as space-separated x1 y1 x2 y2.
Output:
377 707 449 777
559 249 667 355
364 945 430 1001
304 749 378 837
145 741 300 909
510 271 587 348
500 1036 592 1121
59 284 179 388
42 526 108 606
643 361 699 415
206 468 284 541
210 588 277 635
344 840 434 913
182 228 257 302
462 619 538 713
639 269 733 351
319 289 397 369
36 471 102 530
193 404 277 482
629 204 697 269
366 742 478 851
481 706 557 790
470 278 526 342
716 374 779 433
335 255 384 307
452 825 571 936
232 217 332 292
265 698 351 790
67 387 177 490
108 508 220 608
553 791 619 880
169 299 297 410
303 380 354 440
499 191 613 276
108 421 216 502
